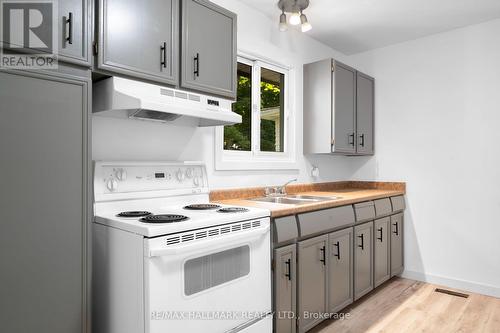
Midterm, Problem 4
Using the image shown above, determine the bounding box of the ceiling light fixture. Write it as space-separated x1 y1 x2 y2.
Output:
277 0 312 32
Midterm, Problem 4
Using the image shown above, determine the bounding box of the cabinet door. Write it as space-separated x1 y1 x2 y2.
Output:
328 228 353 313
0 69 90 333
274 245 297 333
354 222 373 300
356 72 374 155
298 235 328 333
98 0 179 85
391 213 404 276
58 0 91 65
181 0 237 98
332 61 356 154
374 217 390 287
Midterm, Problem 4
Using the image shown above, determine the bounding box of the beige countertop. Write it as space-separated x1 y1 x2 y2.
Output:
210 181 405 218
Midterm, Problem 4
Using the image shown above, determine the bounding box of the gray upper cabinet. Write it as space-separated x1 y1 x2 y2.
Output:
333 61 357 154
274 245 297 333
328 228 354 313
181 0 237 99
0 67 90 333
354 221 374 300
298 235 328 333
303 58 375 155
97 0 179 85
374 217 391 287
391 213 404 276
356 72 374 154
58 0 92 65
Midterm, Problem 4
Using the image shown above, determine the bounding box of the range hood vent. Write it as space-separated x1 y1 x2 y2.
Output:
92 77 241 127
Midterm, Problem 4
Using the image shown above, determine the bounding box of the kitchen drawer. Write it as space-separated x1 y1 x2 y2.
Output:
374 198 392 217
353 201 375 223
298 205 355 238
391 196 406 212
273 215 298 246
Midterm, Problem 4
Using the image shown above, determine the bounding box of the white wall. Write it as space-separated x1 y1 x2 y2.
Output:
349 18 500 297
93 0 357 189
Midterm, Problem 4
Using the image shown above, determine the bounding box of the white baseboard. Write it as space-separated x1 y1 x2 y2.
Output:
401 270 500 299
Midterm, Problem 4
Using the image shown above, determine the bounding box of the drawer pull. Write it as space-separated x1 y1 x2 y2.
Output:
393 222 399 236
320 245 326 265
377 227 383 242
284 258 291 281
65 12 73 45
357 234 364 250
160 42 167 68
333 241 341 260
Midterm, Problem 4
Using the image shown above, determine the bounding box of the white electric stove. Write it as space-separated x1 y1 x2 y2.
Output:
92 161 272 333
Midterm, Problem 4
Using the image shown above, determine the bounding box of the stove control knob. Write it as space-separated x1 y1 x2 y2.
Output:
185 168 194 179
193 176 200 187
176 169 185 182
106 179 118 192
115 168 127 181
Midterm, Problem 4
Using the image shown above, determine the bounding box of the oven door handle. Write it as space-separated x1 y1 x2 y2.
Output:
148 225 270 257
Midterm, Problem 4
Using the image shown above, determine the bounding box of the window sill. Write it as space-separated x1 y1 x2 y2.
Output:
215 158 299 171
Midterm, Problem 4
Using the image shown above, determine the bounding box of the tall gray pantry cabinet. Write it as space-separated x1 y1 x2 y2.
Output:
0 65 91 333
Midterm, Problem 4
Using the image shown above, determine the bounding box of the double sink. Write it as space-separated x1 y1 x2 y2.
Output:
250 194 340 205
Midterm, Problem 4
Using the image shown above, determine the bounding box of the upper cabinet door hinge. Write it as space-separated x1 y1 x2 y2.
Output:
331 60 335 72
93 41 98 56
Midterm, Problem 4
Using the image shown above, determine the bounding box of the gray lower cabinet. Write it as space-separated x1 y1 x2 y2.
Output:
374 217 391 287
298 235 328 333
58 0 92 65
328 228 354 313
274 245 297 333
0 67 90 332
354 221 374 300
97 0 179 85
181 0 237 99
391 213 404 276
356 72 374 155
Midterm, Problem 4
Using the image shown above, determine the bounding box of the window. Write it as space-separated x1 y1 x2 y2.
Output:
215 55 296 170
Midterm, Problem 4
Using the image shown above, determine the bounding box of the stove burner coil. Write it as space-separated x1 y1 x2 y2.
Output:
183 204 222 210
117 211 152 218
217 207 250 213
140 214 189 223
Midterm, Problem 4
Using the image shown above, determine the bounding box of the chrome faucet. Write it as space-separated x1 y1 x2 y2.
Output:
265 178 297 197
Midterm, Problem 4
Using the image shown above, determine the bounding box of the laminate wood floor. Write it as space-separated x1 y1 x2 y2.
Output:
309 278 500 333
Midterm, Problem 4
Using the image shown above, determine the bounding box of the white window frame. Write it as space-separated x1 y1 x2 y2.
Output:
215 54 297 170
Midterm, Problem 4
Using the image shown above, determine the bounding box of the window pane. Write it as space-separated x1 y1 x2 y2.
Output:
224 63 252 151
260 67 285 152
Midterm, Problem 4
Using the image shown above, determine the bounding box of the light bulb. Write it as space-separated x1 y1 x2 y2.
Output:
289 12 301 25
300 13 312 32
279 12 288 32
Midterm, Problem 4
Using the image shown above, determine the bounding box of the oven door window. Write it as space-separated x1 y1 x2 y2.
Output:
184 245 250 296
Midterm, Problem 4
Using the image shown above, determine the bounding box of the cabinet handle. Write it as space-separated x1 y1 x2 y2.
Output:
284 258 291 281
357 234 364 250
359 134 365 147
333 241 341 260
160 42 167 68
65 12 73 45
320 246 326 265
194 53 200 77
393 222 399 236
349 133 355 147
377 227 383 242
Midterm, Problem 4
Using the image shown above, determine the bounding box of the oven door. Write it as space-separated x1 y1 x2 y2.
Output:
144 218 271 333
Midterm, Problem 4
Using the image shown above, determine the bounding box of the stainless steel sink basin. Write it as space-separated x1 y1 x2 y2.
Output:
286 194 340 201
249 195 340 205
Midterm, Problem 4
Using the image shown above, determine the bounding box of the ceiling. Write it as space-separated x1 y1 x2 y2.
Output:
238 0 500 55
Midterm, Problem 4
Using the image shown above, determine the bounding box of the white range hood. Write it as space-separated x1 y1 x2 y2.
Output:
92 77 241 127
